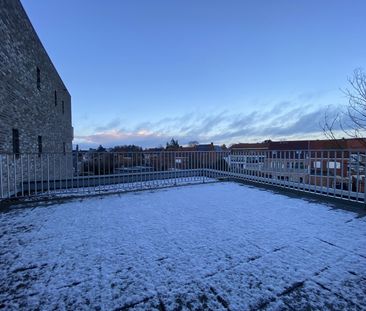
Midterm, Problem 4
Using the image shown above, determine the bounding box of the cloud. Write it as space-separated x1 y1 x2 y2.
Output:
74 101 341 149
94 118 121 132
75 129 169 148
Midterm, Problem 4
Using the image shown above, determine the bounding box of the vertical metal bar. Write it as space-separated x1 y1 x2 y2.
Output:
47 154 50 194
174 151 177 185
193 151 196 182
143 151 146 188
275 150 278 186
7 155 10 198
204 151 207 182
284 150 288 188
64 152 67 194
269 150 272 185
58 153 62 194
306 150 310 192
279 150 282 186
341 150 344 199
363 152 366 203
98 152 101 193
196 150 199 181
219 150 221 178
347 150 351 200
236 150 239 177
170 151 173 186
159 151 162 186
315 150 318 192
200 152 203 183
33 154 36 196
297 150 300 191
27 154 30 196
40 154 44 193
71 151 75 193
0 154 3 199
209 150 211 180
241 150 244 178
208 150 210 180
198 151 200 182
320 151 323 195
20 154 24 197
102 152 105 191
108 151 111 190
215 150 217 179
256 151 260 181
13 154 17 197
333 150 337 197
139 152 142 189
356 151 360 201
326 150 330 196
53 153 56 191
88 152 90 192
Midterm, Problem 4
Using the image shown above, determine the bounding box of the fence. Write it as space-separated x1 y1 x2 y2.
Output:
0 151 230 201
0 149 365 204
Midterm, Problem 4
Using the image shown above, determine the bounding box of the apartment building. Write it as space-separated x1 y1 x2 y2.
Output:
230 139 366 191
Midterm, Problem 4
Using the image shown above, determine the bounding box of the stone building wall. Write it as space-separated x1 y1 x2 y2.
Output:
0 0 73 198
0 0 73 154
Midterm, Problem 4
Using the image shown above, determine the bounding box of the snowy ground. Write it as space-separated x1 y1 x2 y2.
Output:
1 182 366 310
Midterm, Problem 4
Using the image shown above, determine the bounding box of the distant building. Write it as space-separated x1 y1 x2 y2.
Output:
195 143 222 152
0 0 73 154
229 138 366 191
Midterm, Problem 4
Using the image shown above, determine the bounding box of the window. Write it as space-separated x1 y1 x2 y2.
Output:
12 129 20 155
62 100 65 114
37 67 41 90
54 90 57 106
63 142 66 154
327 161 340 169
38 136 42 154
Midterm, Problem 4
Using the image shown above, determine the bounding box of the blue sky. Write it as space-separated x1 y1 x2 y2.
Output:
21 0 366 148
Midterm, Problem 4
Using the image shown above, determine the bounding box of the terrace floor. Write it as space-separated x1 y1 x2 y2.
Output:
1 182 366 310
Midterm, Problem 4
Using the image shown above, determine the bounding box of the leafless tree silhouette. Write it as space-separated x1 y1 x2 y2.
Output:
323 68 366 146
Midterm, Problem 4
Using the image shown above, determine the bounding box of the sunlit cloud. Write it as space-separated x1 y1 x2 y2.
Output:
74 101 343 149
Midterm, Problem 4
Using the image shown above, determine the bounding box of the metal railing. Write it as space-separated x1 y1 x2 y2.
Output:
228 149 366 203
0 149 365 204
0 151 230 201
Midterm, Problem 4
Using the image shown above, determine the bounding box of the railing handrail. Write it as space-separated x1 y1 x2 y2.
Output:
1 148 366 204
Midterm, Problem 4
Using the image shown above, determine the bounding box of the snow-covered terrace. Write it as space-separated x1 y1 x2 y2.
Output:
1 182 366 310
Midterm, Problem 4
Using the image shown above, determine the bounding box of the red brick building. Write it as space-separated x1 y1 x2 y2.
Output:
230 138 366 193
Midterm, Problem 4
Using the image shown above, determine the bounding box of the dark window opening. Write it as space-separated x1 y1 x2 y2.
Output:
38 136 42 154
37 67 41 90
12 129 20 155
54 90 57 106
63 142 66 154
62 100 65 114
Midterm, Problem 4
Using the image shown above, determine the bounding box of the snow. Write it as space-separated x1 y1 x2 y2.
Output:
0 182 365 310
42 176 217 198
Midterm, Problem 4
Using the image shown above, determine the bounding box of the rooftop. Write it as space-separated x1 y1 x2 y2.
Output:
1 182 365 310
231 138 366 151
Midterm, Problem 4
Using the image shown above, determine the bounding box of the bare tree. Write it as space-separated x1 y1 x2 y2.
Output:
323 68 366 145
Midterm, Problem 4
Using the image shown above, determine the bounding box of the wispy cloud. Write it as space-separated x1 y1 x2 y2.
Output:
74 101 341 148
94 118 122 132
